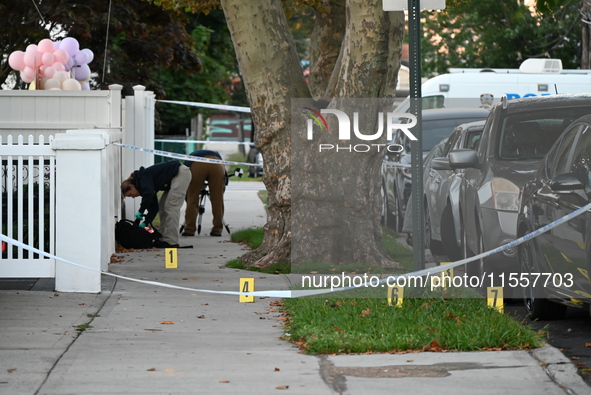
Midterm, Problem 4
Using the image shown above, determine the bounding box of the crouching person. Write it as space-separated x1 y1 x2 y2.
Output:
121 160 192 248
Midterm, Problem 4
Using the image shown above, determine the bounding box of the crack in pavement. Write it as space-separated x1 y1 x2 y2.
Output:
318 355 527 394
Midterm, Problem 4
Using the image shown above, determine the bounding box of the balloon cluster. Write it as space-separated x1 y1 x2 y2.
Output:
8 37 94 90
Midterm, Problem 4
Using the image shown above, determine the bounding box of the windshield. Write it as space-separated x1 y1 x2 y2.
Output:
421 117 488 152
497 107 591 160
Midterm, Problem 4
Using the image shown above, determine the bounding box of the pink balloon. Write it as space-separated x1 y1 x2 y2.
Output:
53 49 69 64
60 37 80 57
65 57 74 72
38 39 55 54
52 62 65 72
41 52 55 66
8 51 25 71
21 67 36 83
25 44 39 55
43 66 56 78
23 52 38 68
72 64 90 81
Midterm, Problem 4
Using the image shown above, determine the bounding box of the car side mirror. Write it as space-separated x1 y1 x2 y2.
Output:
431 157 451 171
448 149 480 169
550 172 584 192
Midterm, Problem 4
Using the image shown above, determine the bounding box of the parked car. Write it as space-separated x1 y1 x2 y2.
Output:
433 94 591 280
424 120 485 260
517 114 591 320
382 107 490 231
247 143 263 177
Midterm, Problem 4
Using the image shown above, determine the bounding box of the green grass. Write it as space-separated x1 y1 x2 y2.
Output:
281 296 545 354
227 226 546 354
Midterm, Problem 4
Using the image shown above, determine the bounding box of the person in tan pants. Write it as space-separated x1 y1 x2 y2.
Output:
182 150 226 237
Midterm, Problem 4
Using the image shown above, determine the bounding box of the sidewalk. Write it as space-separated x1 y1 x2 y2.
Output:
0 181 590 394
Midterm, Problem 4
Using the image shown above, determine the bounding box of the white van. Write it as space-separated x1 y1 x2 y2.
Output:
394 58 591 112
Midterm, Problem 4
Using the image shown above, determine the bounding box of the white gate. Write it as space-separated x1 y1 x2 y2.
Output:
0 135 56 277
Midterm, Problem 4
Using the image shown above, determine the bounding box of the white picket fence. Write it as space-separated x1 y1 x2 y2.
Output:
0 85 155 292
0 135 56 277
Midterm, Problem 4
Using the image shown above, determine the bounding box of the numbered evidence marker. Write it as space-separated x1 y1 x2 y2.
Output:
239 278 255 303
387 285 404 307
440 266 454 289
487 286 504 313
165 248 178 268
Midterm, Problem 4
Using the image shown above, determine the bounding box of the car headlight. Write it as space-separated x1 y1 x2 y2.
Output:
491 178 520 212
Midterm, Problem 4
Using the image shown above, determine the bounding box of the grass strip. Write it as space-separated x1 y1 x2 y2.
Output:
281 296 545 354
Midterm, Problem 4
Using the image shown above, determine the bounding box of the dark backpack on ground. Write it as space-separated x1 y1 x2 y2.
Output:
115 219 161 249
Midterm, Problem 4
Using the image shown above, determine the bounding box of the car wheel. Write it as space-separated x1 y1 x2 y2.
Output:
425 200 445 256
519 237 567 320
466 221 486 289
441 204 461 261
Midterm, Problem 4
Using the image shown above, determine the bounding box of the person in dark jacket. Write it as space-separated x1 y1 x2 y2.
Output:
121 160 192 247
182 150 226 237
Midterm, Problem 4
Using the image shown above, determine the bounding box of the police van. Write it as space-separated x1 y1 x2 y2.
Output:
394 58 591 112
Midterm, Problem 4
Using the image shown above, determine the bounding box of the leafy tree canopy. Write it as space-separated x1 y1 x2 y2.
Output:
421 0 582 76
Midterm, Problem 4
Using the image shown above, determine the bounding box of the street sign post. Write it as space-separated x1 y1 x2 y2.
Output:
383 0 445 271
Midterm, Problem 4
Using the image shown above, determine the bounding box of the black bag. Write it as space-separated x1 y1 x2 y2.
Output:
115 219 161 249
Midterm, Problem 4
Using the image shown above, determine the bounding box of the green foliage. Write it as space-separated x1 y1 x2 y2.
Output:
155 10 238 134
421 0 582 76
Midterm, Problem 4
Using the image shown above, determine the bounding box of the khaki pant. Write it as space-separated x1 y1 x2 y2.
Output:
184 160 226 235
159 165 192 245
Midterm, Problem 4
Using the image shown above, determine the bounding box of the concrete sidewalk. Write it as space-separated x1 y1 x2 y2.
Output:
1 181 590 394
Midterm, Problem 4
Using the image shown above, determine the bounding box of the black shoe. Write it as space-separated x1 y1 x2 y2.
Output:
210 232 222 237
155 240 180 248
181 232 194 237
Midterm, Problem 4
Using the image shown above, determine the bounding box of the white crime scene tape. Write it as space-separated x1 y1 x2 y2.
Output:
114 143 260 167
155 139 253 145
156 100 251 113
3 201 590 298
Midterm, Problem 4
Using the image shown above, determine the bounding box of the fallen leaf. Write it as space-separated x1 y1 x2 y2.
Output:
572 356 581 360
144 329 162 332
585 343 591 348
7 368 16 373
276 385 289 390
219 380 230 383
147 368 156 371
274 367 280 372
160 321 174 325
360 309 371 318
78 303 85 306
197 315 205 319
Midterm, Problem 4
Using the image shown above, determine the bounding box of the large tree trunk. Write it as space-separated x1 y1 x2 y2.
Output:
221 0 309 268
222 0 405 270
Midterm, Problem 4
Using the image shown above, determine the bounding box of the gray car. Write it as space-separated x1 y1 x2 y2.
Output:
433 94 591 281
424 120 485 260
382 107 490 231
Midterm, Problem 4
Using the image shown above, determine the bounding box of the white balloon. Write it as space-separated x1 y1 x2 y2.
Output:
53 70 69 82
62 78 81 91
44 78 61 90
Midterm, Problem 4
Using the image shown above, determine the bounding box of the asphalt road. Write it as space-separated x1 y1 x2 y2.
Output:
505 299 591 387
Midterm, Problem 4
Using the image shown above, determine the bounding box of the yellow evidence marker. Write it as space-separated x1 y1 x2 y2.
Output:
487 287 504 313
239 278 255 303
387 285 404 307
165 248 178 268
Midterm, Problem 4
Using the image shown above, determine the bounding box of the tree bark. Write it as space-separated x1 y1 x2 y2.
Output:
308 0 346 98
222 0 405 270
221 0 309 268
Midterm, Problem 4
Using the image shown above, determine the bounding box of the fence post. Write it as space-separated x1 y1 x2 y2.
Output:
51 130 109 293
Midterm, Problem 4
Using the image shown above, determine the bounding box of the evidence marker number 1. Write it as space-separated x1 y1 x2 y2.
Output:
165 248 178 268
